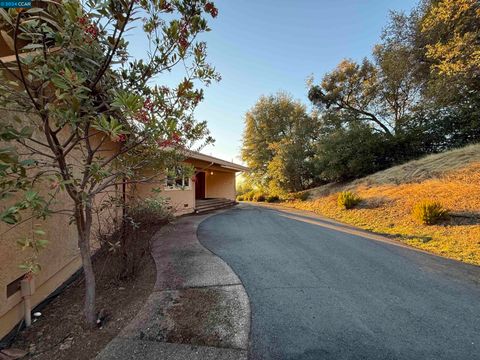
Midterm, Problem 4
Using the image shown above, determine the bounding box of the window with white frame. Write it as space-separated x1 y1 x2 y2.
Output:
164 166 191 190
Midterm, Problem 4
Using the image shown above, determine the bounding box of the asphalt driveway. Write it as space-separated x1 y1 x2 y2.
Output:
197 204 480 360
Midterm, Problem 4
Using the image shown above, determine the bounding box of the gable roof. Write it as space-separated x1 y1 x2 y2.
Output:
186 151 249 172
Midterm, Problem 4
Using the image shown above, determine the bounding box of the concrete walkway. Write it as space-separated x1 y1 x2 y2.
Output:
97 210 250 360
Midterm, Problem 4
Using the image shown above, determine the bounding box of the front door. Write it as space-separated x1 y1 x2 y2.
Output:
195 171 206 199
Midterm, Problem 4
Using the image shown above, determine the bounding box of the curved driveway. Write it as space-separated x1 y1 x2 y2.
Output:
197 204 480 360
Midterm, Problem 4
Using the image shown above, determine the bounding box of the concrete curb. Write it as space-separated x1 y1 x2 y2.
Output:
97 209 250 360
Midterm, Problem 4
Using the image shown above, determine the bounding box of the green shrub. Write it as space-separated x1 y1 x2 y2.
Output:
281 191 309 202
337 191 362 209
253 193 266 202
130 196 173 223
236 183 254 197
412 200 449 225
244 191 255 201
294 191 309 201
102 195 173 278
239 191 257 201
266 195 280 203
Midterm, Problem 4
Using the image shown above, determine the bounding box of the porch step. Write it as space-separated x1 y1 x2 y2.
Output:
195 202 237 214
196 198 233 206
195 198 237 213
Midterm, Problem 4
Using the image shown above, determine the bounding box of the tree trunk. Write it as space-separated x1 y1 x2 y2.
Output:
75 201 97 325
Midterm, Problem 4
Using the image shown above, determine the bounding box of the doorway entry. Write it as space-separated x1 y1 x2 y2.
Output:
195 171 206 199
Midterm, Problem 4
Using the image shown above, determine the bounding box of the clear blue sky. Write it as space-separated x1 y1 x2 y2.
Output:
137 0 419 163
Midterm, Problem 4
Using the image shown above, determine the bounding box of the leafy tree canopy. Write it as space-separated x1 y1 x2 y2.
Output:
421 0 480 78
241 92 318 193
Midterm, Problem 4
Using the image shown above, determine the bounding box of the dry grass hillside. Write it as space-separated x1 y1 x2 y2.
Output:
284 144 480 265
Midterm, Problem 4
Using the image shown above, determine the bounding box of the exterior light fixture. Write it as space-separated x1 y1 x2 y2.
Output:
210 171 214 175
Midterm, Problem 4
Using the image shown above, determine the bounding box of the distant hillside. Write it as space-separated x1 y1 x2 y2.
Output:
285 144 480 265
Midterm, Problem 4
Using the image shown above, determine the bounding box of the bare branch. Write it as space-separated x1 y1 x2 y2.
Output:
90 0 135 91
14 11 41 112
99 136 147 168
0 58 22 82
25 137 51 149
92 174 161 196
337 100 394 137
16 139 56 159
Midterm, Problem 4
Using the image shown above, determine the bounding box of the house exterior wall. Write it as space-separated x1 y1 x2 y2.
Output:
0 114 121 339
0 191 83 339
185 159 237 201
205 170 236 200
132 173 195 216
133 159 239 215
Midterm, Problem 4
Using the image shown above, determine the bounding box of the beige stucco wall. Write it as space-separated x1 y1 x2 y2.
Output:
163 188 195 215
0 114 121 339
185 158 237 201
131 169 195 216
205 170 236 200
0 190 82 339
134 159 238 214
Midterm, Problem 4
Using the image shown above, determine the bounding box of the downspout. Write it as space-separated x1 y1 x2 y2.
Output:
122 176 126 222
121 176 127 265
20 277 35 327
